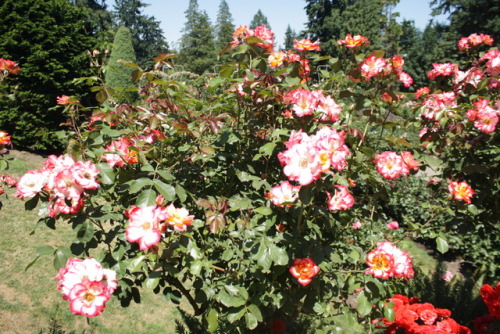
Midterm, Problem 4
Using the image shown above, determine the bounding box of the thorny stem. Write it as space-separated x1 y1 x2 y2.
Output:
167 275 202 316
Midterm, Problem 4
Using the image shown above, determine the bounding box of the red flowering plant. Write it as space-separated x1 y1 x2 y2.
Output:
18 26 498 332
380 294 471 333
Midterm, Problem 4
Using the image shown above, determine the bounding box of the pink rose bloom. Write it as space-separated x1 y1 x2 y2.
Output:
326 185 354 211
361 56 387 79
253 25 274 51
467 99 498 134
427 62 457 80
68 280 110 317
162 203 194 232
448 180 474 204
268 51 286 68
374 151 408 180
282 143 322 186
14 169 48 199
352 221 363 229
293 38 321 52
398 72 414 87
289 257 321 286
125 205 163 250
387 221 400 230
316 93 342 122
366 241 414 279
266 181 300 207
442 271 454 282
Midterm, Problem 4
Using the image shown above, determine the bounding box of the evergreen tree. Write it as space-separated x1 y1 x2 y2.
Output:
72 0 113 44
113 0 168 68
250 9 271 29
304 0 334 43
431 0 500 42
105 26 137 93
0 0 98 152
215 0 235 51
178 0 216 74
284 24 298 50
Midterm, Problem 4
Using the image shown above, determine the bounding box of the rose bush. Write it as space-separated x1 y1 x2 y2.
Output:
18 29 498 332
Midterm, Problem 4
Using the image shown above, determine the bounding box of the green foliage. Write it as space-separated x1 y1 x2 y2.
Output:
105 26 137 99
178 0 216 74
112 0 169 68
249 9 271 29
0 0 98 152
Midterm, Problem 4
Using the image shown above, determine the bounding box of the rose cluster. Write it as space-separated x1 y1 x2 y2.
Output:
381 295 470 333
230 25 274 51
15 155 99 218
54 258 117 317
278 127 351 187
355 54 414 87
282 88 342 122
373 151 419 180
458 33 494 51
102 130 166 167
125 202 194 250
365 241 414 280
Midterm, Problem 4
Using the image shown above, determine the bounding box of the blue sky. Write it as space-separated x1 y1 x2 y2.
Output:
107 0 449 49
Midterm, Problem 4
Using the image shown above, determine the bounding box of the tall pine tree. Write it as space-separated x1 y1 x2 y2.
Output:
178 0 216 74
250 9 271 29
113 0 168 68
284 24 298 50
215 0 235 51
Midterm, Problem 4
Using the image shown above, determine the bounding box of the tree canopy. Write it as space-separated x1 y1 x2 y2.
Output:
0 0 98 152
113 0 168 68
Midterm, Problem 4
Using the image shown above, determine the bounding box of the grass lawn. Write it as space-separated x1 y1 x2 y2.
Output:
0 151 187 333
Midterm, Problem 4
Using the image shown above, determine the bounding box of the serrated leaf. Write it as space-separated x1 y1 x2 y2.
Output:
128 255 146 273
436 236 449 254
144 272 161 290
136 188 157 207
247 304 262 322
384 304 395 322
227 307 245 323
153 180 176 201
130 178 153 194
270 245 289 266
175 184 187 202
36 245 55 256
76 221 94 243
97 162 115 184
206 308 219 333
356 291 372 316
254 206 272 215
245 310 258 330
54 250 69 270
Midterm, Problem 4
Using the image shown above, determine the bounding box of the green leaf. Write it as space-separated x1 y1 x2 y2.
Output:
218 290 246 307
247 304 263 322
245 310 258 330
97 162 115 184
207 308 219 333
24 195 39 211
136 188 157 207
384 304 395 322
436 236 449 254
36 245 55 256
270 245 289 266
254 206 272 215
76 221 94 243
356 291 372 316
130 178 153 194
54 249 69 270
175 184 187 202
299 184 313 205
227 307 246 323
128 255 146 273
467 204 478 215
153 180 176 201
144 272 161 290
